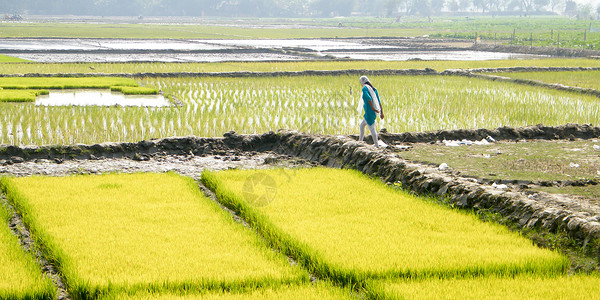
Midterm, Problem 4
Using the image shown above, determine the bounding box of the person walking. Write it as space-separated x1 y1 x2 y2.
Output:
358 76 384 147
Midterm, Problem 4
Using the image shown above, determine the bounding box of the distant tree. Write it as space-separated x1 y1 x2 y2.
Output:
473 0 490 13
520 0 533 14
385 0 402 17
408 0 432 15
447 0 460 12
458 0 472 11
310 0 356 17
533 0 549 11
549 0 563 12
430 0 445 13
564 0 576 16
577 3 593 19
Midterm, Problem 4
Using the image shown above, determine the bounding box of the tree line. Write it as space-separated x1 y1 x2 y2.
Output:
1 0 597 18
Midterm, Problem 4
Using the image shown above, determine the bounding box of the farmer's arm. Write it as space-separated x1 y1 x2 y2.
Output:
376 90 384 119
368 100 380 114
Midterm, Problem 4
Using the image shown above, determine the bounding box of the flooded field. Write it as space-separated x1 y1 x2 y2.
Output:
35 89 170 107
0 38 547 63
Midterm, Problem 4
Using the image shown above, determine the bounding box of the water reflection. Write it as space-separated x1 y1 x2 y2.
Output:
35 89 170 107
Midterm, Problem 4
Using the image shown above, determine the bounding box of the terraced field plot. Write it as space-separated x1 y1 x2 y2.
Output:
1 173 306 297
497 70 600 90
369 274 600 299
0 199 54 299
203 167 568 282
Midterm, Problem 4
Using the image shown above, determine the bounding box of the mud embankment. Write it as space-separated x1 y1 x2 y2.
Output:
2 124 600 255
472 43 600 58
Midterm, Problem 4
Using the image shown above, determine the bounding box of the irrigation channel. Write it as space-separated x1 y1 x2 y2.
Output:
0 37 547 62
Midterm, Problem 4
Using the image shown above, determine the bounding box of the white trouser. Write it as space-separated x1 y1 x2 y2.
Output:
359 119 378 147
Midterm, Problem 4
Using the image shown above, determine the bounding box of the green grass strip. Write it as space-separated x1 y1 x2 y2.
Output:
367 274 600 299
0 59 598 74
106 282 353 299
0 173 306 298
0 196 54 299
202 168 568 285
0 89 48 102
110 86 159 95
0 77 139 90
497 70 600 91
0 55 28 62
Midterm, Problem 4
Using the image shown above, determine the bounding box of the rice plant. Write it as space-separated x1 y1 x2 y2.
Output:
3 74 600 145
202 168 568 283
105 282 353 300
0 173 306 297
0 59 598 75
0 197 55 299
368 274 600 300
497 70 600 91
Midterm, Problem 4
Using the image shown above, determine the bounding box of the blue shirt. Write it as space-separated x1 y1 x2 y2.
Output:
362 86 381 126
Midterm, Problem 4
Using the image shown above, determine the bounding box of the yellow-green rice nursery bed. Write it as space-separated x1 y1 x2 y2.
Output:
0 173 307 298
202 168 568 285
0 77 138 90
367 274 600 299
0 199 54 299
105 282 353 299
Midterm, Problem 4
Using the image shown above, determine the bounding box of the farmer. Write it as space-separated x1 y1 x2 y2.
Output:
358 75 384 147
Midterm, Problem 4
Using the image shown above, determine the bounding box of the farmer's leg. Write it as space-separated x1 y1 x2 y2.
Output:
359 119 367 141
368 123 379 147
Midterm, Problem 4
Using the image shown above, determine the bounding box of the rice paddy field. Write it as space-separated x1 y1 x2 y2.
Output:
2 16 599 49
1 59 598 74
497 70 600 90
0 196 55 299
3 72 600 145
368 274 600 299
202 168 568 280
0 173 309 298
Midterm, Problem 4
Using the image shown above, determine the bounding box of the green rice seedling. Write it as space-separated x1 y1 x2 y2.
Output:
0 89 48 102
106 282 353 300
497 70 600 91
0 173 306 298
0 197 55 299
4 74 600 145
110 86 159 95
202 168 568 284
0 59 598 75
0 77 139 90
367 274 600 299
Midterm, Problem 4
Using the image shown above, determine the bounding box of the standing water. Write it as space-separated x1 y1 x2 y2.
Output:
35 90 170 107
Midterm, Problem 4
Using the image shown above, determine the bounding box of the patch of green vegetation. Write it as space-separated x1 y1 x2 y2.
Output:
368 273 600 300
203 167 568 285
0 89 48 102
0 59 598 75
535 185 600 203
0 77 138 90
106 282 354 300
110 86 159 95
0 55 28 63
497 70 600 91
1 173 306 297
397 140 600 182
0 195 55 299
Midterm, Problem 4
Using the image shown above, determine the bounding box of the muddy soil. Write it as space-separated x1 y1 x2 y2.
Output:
0 37 549 63
0 152 304 180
